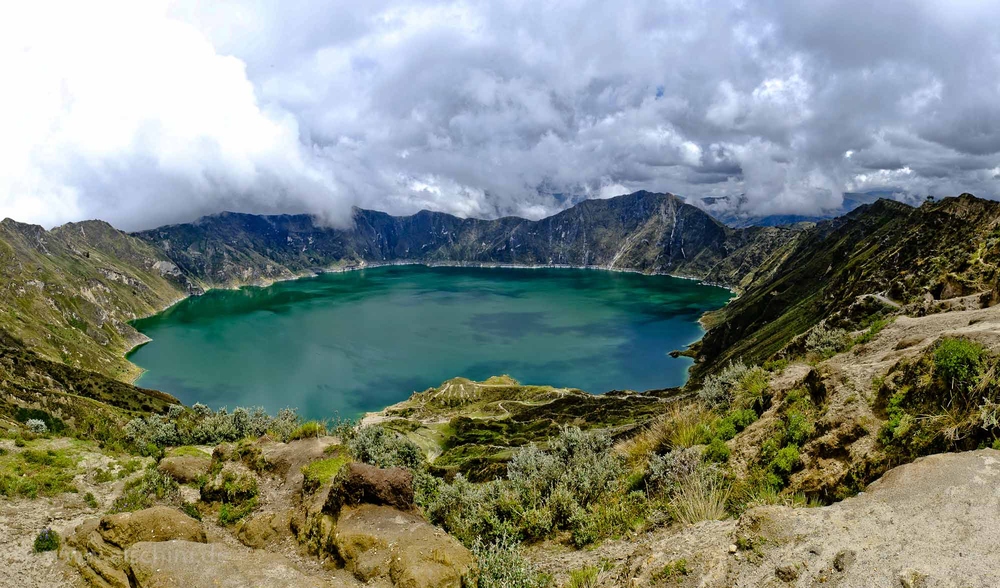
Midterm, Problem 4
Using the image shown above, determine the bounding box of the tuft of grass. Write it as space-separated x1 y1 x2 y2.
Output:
667 405 714 450
652 559 689 583
288 421 326 441
671 471 730 525
218 498 257 526
301 453 351 493
83 492 99 509
181 501 202 521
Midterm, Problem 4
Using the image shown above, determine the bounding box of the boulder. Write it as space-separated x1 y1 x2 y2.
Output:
126 540 333 587
236 510 294 549
157 455 211 484
332 505 475 588
98 506 206 549
323 462 413 516
65 507 207 587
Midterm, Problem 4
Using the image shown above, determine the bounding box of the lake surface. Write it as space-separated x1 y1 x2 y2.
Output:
129 265 731 419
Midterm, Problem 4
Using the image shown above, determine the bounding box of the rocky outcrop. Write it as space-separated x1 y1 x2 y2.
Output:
324 462 414 516
126 541 331 588
66 506 207 587
157 455 211 484
333 505 476 588
295 461 475 587
726 449 1000 587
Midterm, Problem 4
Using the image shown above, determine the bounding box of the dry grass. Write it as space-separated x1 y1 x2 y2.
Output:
671 470 731 525
617 403 713 464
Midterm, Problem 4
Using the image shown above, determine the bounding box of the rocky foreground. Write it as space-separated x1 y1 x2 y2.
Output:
4 429 999 587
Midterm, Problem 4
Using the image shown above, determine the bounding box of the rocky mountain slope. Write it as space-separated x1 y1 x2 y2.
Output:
0 191 798 391
695 194 1000 377
135 191 798 289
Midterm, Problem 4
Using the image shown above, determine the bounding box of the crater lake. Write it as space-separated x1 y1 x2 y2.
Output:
128 265 731 419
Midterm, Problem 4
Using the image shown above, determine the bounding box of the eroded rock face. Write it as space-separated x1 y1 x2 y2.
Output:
97 506 206 549
126 540 331 588
726 449 1000 587
65 507 207 587
236 510 294 549
324 462 414 517
333 505 475 588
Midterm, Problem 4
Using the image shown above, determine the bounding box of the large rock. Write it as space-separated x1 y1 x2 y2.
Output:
727 449 1000 587
332 505 475 588
157 455 211 484
323 462 414 516
65 507 207 587
126 540 333 587
98 506 206 549
236 510 294 549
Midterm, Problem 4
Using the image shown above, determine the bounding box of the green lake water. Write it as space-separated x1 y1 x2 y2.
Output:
128 265 731 419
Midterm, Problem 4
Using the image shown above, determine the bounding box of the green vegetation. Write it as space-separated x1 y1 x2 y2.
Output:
652 559 689 583
301 452 351 493
288 420 326 441
33 528 60 553
0 448 78 499
84 492 99 509
878 337 998 461
470 533 550 588
109 467 178 513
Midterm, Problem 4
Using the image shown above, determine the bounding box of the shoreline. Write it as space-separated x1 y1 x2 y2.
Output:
123 259 737 386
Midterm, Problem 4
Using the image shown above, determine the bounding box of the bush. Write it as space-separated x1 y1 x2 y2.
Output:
471 533 547 588
934 338 986 397
699 362 768 409
769 445 801 479
703 438 731 464
84 492 98 509
25 419 48 434
15 408 65 434
33 528 59 553
347 426 423 469
109 467 178 513
426 427 629 547
647 447 701 496
805 323 852 359
124 414 178 448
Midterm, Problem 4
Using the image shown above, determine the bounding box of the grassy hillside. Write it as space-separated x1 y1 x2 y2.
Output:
694 194 1000 376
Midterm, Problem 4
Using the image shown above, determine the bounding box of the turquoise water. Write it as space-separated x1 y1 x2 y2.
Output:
129 265 731 419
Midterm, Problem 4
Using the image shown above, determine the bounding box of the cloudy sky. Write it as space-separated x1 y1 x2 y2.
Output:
1 0 999 230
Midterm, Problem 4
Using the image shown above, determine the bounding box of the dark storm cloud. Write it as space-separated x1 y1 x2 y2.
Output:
2 0 999 229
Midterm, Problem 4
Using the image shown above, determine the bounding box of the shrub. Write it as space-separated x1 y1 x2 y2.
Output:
25 419 48 434
703 438 731 464
15 408 65 433
769 445 801 480
647 447 701 496
109 467 178 513
699 361 768 409
471 533 547 588
124 414 178 448
805 323 852 359
934 338 986 397
569 491 647 547
715 409 758 441
33 528 59 553
347 426 423 469
84 492 98 509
